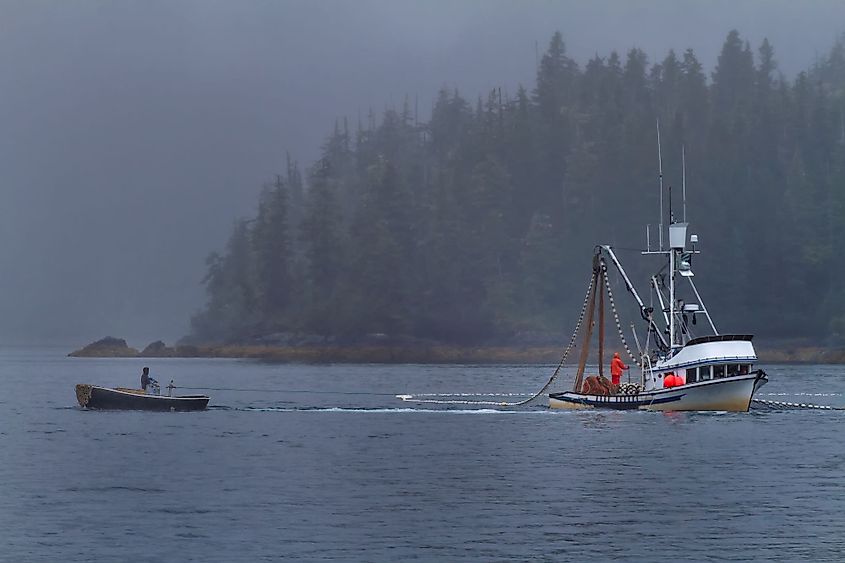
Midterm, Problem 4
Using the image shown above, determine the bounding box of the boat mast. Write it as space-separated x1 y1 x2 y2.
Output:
657 120 664 250
669 241 676 348
682 145 687 223
639 140 718 351
667 219 689 350
669 182 676 349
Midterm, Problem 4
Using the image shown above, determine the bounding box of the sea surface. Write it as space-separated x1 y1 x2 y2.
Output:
2 347 845 562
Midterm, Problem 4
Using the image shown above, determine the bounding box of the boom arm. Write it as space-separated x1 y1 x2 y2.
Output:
600 246 670 351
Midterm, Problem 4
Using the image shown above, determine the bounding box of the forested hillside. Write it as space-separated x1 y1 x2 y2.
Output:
189 30 845 345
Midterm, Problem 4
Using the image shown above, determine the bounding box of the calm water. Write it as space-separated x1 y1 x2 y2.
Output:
2 348 845 561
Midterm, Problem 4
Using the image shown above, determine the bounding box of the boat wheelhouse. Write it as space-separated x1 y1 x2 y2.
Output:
652 334 756 384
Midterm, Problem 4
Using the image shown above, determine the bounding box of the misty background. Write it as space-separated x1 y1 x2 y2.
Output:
1 0 844 346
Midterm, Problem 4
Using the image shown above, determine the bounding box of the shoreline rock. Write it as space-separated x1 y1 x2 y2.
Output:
68 337 139 358
140 340 177 357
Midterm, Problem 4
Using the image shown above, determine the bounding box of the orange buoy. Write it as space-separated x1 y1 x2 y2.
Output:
664 373 677 388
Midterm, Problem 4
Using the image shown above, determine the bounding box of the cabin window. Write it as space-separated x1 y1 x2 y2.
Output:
714 365 726 379
700 365 711 380
727 364 739 377
740 364 750 375
686 367 698 383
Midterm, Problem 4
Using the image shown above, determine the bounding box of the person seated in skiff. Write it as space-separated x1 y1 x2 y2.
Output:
141 367 160 394
141 367 151 391
611 352 629 387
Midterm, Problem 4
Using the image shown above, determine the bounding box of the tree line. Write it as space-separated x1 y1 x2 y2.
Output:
189 30 845 345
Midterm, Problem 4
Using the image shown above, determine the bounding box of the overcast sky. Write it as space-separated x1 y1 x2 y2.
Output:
1 0 843 346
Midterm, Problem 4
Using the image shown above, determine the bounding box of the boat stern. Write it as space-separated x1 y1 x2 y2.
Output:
75 384 93 408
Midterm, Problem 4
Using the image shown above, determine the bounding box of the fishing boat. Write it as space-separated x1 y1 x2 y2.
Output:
548 141 767 412
75 382 209 411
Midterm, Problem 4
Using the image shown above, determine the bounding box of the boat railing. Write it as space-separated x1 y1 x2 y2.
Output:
639 354 654 388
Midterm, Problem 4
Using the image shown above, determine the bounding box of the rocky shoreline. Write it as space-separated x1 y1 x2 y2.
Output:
68 336 568 363
68 336 845 364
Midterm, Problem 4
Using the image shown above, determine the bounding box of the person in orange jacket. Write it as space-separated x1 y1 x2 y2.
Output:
610 352 628 386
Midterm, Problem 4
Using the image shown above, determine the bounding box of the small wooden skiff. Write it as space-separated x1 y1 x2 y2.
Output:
75 384 209 411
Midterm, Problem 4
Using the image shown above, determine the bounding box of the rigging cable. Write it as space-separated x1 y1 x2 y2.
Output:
601 257 642 367
400 271 597 407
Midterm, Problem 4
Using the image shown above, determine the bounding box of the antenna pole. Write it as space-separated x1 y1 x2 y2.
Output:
669 185 673 224
682 145 687 223
657 120 664 250
670 245 675 348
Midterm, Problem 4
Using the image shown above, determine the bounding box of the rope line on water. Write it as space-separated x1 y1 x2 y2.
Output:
180 262 634 409
404 392 531 397
174 388 845 412
752 399 845 410
172 386 399 396
511 271 595 406
176 387 534 399
394 397 518 406
762 392 842 397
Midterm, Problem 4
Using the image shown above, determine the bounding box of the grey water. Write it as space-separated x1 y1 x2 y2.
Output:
2 348 845 562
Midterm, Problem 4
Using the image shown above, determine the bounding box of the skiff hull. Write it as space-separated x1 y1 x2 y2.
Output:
75 384 209 411
548 370 767 412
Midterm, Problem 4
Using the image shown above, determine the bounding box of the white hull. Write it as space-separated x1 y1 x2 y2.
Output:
548 371 767 412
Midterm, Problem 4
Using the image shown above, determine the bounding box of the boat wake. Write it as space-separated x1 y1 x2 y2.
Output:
395 391 540 406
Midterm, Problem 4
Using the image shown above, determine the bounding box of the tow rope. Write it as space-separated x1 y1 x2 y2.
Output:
172 386 399 396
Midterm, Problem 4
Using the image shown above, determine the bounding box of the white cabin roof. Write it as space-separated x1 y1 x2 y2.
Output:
656 335 757 370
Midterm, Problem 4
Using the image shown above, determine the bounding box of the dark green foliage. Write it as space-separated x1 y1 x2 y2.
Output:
191 220 259 341
252 176 291 322
192 31 845 344
300 163 345 335
342 159 416 336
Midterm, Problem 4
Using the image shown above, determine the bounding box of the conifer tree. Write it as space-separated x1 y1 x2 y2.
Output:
252 175 292 328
